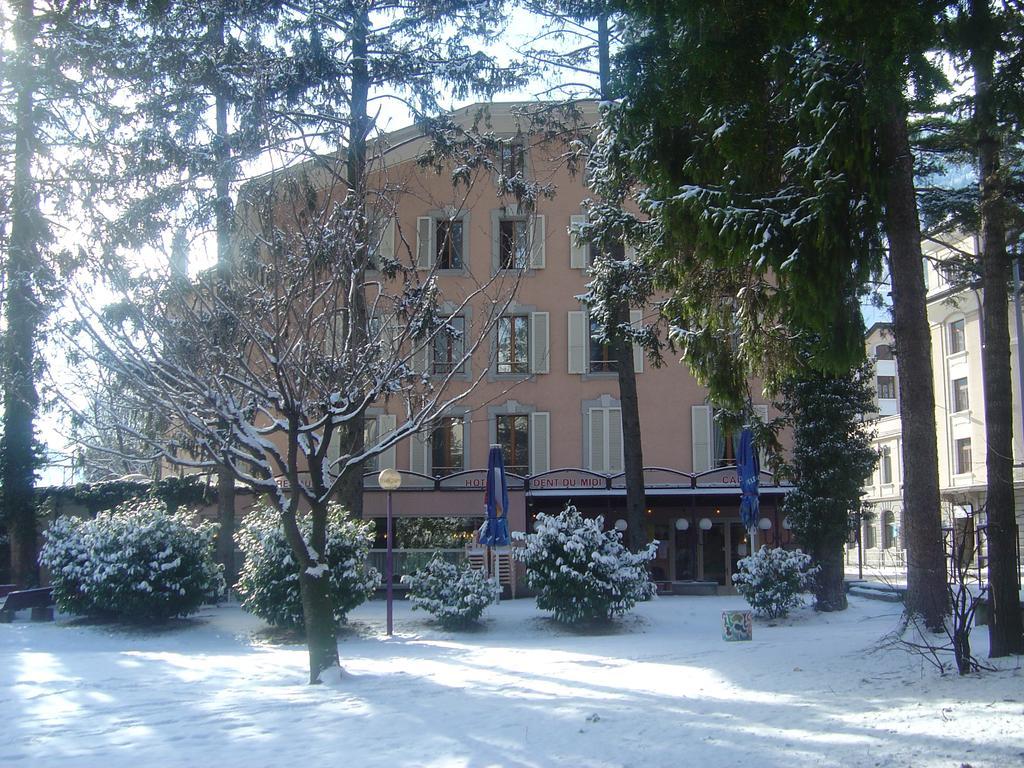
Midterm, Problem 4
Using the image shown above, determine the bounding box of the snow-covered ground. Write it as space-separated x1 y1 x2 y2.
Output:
3 595 1022 768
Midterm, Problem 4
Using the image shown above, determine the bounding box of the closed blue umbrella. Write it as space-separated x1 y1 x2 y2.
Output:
480 444 511 547
738 427 760 533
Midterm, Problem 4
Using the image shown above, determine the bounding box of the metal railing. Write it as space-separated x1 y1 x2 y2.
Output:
367 548 467 583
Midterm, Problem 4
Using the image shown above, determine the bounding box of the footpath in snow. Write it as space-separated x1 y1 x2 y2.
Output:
2 594 1022 768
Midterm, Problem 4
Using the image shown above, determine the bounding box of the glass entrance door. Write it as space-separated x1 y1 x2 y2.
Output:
702 523 727 585
700 520 746 591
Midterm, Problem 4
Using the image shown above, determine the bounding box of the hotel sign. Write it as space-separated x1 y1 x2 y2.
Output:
528 470 609 491
438 469 525 491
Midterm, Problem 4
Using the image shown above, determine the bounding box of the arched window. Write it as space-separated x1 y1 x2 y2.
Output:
881 510 897 549
875 344 893 360
863 518 877 549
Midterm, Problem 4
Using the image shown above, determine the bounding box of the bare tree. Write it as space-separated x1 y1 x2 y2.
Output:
68 147 520 682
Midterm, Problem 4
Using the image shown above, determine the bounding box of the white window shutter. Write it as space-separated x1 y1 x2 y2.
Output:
567 310 586 374
589 408 605 472
691 405 712 473
608 408 624 473
410 340 429 375
754 404 769 469
378 414 397 470
416 216 433 268
569 214 587 269
630 309 644 373
410 430 430 475
529 412 550 474
530 214 546 269
529 311 549 374
325 423 341 480
378 217 395 262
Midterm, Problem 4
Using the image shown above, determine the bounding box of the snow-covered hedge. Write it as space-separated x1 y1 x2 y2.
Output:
514 504 656 623
402 556 501 628
39 499 224 622
234 504 379 630
732 546 819 618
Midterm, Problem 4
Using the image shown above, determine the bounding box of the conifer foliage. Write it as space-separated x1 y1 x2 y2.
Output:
779 361 877 612
514 504 655 623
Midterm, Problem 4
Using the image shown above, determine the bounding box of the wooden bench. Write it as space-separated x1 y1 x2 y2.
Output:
0 587 55 622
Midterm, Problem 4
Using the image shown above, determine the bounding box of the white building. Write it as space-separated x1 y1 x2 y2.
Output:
858 235 1024 575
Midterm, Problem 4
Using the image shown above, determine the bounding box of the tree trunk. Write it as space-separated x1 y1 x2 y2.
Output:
814 542 848 612
298 569 340 683
335 5 370 521
3 0 42 588
211 13 239 587
971 0 1024 656
613 332 647 552
598 13 647 552
878 98 947 630
216 468 237 587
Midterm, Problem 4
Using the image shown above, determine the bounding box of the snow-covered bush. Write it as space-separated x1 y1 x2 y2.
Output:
402 556 501 628
39 499 223 622
732 546 819 619
235 503 379 630
514 504 656 624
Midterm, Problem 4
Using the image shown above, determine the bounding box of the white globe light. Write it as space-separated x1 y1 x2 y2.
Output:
378 468 402 491
699 517 712 531
675 518 690 531
758 517 772 530
614 518 628 532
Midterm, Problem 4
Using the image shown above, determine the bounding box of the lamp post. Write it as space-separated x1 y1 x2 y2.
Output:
378 468 402 636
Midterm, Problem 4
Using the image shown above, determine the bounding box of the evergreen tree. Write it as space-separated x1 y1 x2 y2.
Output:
917 0 1024 655
599 0 951 628
0 0 132 586
520 3 656 550
78 0 523 683
780 362 878 612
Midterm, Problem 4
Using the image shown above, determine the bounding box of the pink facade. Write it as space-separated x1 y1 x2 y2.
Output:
352 103 792 587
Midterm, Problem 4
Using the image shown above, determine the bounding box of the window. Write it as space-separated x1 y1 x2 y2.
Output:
863 518 877 549
587 238 625 267
431 417 464 476
877 376 897 400
712 414 737 469
955 437 972 475
589 315 618 373
880 445 893 484
496 414 529 475
948 318 966 354
952 377 969 413
500 142 524 178
432 315 465 375
882 510 897 550
875 344 893 360
499 219 529 270
497 315 529 374
435 218 464 270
